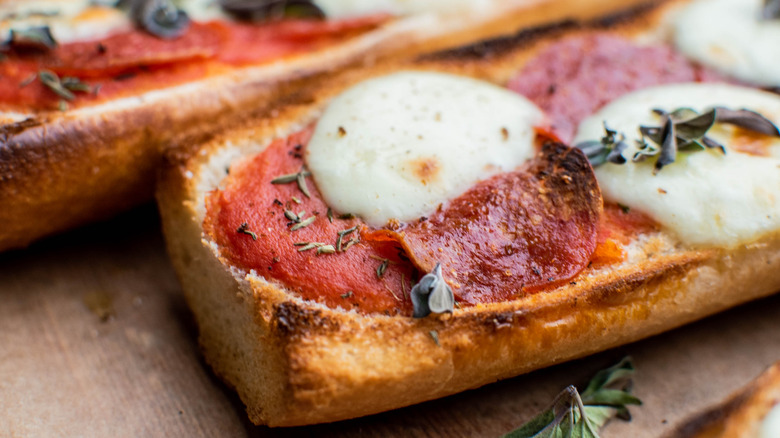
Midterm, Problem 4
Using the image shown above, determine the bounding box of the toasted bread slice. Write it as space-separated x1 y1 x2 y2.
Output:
666 363 780 438
157 0 780 426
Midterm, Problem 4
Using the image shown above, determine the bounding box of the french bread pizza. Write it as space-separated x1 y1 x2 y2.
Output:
0 0 582 251
157 0 780 428
666 362 780 438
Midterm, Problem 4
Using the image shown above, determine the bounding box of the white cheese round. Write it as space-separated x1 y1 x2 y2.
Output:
761 402 780 438
573 83 780 248
673 0 780 87
314 0 501 19
306 70 545 227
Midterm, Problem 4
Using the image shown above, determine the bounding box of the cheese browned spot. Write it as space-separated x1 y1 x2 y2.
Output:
367 143 602 304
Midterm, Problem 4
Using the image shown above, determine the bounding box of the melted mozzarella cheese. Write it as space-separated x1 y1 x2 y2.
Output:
574 83 780 247
761 403 780 438
306 71 545 227
314 0 501 19
673 0 780 87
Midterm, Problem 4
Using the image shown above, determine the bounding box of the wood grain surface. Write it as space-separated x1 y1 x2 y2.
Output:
2 204 779 438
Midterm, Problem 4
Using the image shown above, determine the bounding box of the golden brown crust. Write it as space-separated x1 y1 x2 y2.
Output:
0 69 286 250
2 0 582 251
665 363 780 438
154 0 780 427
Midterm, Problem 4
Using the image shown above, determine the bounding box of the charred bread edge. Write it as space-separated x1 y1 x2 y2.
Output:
665 363 780 438
157 0 780 427
0 0 559 251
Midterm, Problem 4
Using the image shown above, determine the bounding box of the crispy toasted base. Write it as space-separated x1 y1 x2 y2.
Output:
155 0 780 427
665 363 780 438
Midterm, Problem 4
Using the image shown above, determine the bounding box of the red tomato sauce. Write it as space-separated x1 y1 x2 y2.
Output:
0 15 387 111
204 128 417 316
591 203 659 266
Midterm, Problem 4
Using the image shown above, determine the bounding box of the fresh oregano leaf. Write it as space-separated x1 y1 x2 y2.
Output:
502 357 640 438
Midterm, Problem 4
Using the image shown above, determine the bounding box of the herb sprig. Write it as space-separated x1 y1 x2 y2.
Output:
502 357 641 438
25 70 94 110
271 167 312 198
336 225 358 252
576 106 780 174
575 123 628 167
237 222 257 240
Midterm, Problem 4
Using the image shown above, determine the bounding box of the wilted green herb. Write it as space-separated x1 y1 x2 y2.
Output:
502 357 641 438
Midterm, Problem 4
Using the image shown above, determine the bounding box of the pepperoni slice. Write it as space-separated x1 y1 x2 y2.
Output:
367 142 602 304
507 34 727 143
216 14 388 65
46 22 225 78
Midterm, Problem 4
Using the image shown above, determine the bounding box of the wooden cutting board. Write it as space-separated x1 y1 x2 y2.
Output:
2 204 779 438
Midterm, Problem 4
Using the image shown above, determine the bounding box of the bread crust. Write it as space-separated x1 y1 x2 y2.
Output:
1 0 570 251
665 363 780 438
156 0 780 427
